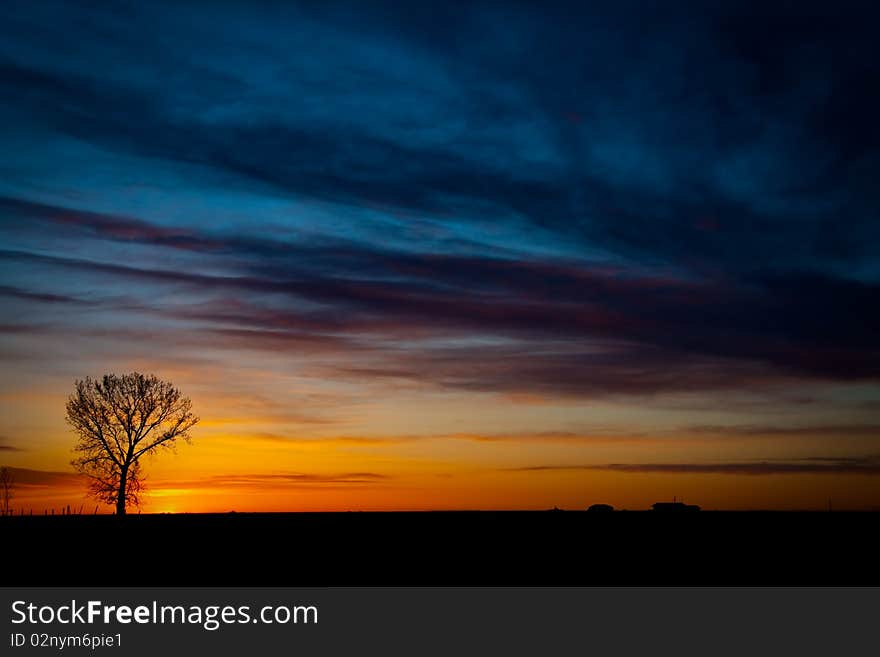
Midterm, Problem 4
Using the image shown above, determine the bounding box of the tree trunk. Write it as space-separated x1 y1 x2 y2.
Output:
116 465 128 516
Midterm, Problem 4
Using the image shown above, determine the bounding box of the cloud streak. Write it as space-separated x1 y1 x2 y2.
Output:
5 467 82 487
510 456 880 476
151 472 393 490
2 212 879 399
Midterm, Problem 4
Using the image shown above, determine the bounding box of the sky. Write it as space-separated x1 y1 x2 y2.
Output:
1 0 879 512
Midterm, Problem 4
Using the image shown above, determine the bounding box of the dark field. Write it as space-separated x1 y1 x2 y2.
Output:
4 511 878 586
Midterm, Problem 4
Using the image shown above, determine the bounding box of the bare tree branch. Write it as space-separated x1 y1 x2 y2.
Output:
0 466 14 517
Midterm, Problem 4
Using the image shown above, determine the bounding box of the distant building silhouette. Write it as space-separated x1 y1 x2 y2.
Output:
587 504 614 512
652 501 701 512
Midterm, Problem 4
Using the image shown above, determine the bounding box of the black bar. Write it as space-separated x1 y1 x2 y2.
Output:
3 511 878 586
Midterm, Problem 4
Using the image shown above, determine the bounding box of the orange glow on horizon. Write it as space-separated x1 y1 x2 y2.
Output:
8 466 880 514
4 375 880 514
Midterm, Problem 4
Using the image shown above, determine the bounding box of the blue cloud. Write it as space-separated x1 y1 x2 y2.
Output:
0 0 878 400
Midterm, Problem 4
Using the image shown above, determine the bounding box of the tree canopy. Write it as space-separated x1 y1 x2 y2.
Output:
66 372 198 514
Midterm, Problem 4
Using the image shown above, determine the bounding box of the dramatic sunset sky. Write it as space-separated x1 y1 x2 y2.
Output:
1 1 879 512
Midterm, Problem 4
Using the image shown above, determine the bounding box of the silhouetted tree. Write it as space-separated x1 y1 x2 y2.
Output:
66 373 198 515
0 466 14 517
